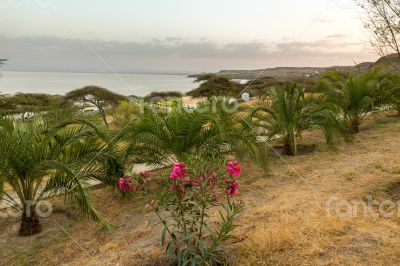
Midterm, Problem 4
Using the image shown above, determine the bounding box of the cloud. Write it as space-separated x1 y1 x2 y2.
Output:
0 35 271 60
0 35 376 72
325 34 348 39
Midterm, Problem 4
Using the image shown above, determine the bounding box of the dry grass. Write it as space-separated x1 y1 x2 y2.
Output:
1 112 400 265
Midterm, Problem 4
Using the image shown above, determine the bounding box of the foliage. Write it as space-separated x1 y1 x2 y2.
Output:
124 100 268 169
244 76 319 96
151 160 244 265
373 71 400 116
318 67 397 133
144 91 183 102
0 111 124 236
118 171 152 195
188 74 243 97
251 83 341 156
65 86 127 126
0 93 67 114
112 100 141 126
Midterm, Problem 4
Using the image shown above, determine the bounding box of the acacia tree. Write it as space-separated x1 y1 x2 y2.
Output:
188 74 243 97
358 0 400 58
65 86 127 126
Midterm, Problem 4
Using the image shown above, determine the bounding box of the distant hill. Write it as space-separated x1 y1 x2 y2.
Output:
372 53 400 70
189 54 400 80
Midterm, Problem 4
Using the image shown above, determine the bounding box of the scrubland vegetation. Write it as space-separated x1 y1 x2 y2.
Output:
1 61 400 265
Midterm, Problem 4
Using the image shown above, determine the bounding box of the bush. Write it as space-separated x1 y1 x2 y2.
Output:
121 159 245 264
152 159 244 265
113 101 141 126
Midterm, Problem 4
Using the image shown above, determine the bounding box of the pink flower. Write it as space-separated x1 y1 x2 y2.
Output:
119 176 133 192
227 161 241 178
226 181 239 196
170 162 186 180
212 194 220 201
119 178 124 190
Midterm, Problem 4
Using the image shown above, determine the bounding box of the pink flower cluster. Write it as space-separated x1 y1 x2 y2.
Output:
226 181 239 196
227 161 241 177
119 171 152 193
170 162 186 180
119 176 133 192
167 161 241 198
225 161 241 196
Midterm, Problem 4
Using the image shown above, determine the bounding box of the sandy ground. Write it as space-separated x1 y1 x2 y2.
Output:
1 112 400 265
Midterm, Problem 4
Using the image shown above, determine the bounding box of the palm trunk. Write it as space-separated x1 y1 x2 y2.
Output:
282 136 295 156
350 118 360 134
19 203 41 236
291 129 297 156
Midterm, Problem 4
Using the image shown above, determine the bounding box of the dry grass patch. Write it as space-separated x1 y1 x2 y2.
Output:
1 113 400 265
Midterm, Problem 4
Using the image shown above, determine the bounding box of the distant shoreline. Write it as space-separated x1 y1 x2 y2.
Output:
0 72 197 96
1 70 196 76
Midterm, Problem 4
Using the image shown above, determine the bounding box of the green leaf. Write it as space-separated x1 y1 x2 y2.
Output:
161 227 167 245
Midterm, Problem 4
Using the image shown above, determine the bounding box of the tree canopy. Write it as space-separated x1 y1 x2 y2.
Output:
0 93 66 114
187 74 243 97
65 86 127 126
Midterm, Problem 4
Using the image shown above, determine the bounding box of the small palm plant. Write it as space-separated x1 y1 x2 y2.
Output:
0 111 123 236
250 83 339 156
125 100 268 168
318 67 395 133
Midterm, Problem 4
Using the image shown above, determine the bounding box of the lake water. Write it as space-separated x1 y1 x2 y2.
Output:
0 71 197 96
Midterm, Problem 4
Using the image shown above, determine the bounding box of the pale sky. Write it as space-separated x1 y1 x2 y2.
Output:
0 0 379 73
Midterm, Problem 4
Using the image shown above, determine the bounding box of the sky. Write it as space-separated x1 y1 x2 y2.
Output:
0 0 379 73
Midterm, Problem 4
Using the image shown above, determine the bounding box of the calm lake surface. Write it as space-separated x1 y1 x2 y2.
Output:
0 71 197 96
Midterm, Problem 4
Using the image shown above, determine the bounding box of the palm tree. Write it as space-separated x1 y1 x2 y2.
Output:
378 73 400 116
124 101 268 168
0 111 123 236
250 83 339 156
318 67 395 133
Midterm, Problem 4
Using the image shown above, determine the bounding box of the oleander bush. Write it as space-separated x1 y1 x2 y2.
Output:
121 159 244 265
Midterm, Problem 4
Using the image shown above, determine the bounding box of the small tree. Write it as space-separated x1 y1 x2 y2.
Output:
188 74 243 97
251 83 340 156
318 67 395 133
113 100 141 126
0 111 124 236
65 86 126 126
